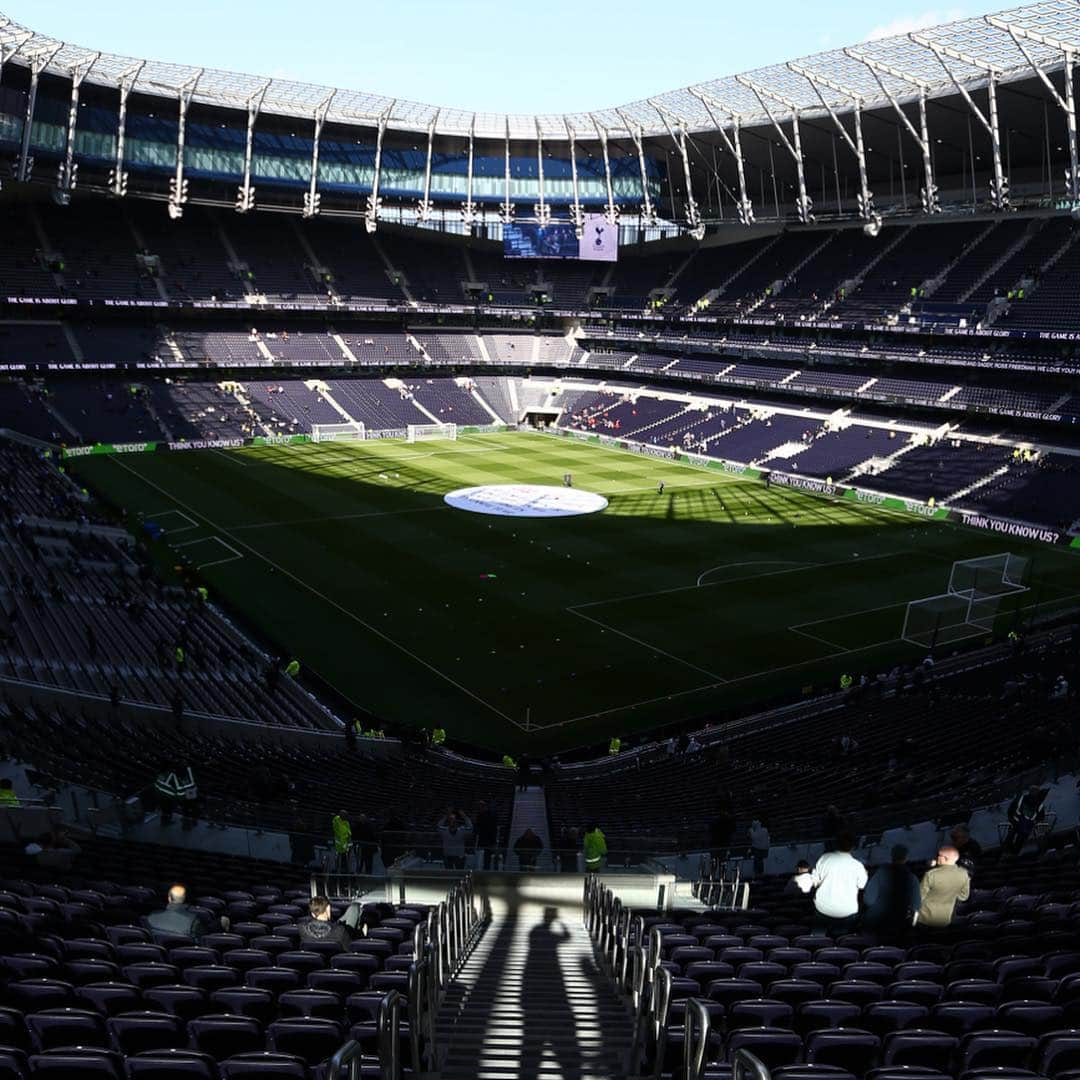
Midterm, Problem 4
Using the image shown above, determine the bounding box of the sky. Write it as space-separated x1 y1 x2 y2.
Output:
9 1 987 114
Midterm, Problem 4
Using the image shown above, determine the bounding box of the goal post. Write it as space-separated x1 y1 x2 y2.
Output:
901 552 1031 650
311 422 366 443
406 423 457 443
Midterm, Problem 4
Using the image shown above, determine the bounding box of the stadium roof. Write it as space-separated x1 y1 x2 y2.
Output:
2 2 1079 140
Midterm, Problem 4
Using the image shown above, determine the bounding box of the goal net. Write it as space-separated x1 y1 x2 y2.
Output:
311 422 366 443
406 423 457 443
901 552 1030 650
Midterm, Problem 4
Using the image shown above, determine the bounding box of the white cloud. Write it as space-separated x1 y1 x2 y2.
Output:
862 9 968 42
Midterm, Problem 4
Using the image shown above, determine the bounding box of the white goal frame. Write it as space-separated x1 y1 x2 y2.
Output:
406 423 458 443
311 422 366 443
901 552 1031 649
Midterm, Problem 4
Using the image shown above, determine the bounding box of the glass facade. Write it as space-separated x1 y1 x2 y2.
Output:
0 89 663 207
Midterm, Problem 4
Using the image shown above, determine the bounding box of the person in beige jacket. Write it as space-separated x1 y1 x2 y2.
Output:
917 846 970 928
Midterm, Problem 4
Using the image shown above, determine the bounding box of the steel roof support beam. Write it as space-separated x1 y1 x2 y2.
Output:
987 15 1079 203
110 60 144 198
912 35 1008 210
499 119 513 224
0 25 37 190
165 70 203 219
57 51 100 202
591 119 619 226
236 80 270 213
418 112 438 222
461 121 478 226
651 100 704 237
736 76 813 223
302 89 334 219
689 90 754 225
17 43 62 184
566 122 583 234
617 111 657 227
535 121 549 225
845 51 940 214
788 63 877 225
365 106 392 234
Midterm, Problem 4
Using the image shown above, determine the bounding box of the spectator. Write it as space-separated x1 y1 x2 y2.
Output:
517 758 531 792
862 844 921 940
0 777 19 806
917 846 971 929
331 810 352 873
437 809 473 870
474 801 500 870
811 833 868 929
557 826 579 872
784 859 814 897
298 895 352 948
1004 785 1047 855
748 819 770 876
950 824 982 871
583 822 607 872
514 827 544 871
146 884 211 938
353 813 378 875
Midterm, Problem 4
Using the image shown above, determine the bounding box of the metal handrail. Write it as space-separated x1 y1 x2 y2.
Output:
684 998 711 1080
733 1047 771 1080
326 989 401 1080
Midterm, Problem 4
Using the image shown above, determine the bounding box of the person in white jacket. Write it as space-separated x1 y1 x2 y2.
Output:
811 833 867 929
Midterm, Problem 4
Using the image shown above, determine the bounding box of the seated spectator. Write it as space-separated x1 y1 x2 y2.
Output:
862 844 920 940
514 827 543 871
812 833 867 930
298 895 352 948
917 846 971 929
0 776 19 806
146 884 212 938
784 859 814 896
950 824 982 871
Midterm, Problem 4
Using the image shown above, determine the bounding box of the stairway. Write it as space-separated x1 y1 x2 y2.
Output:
508 785 555 871
436 897 635 1079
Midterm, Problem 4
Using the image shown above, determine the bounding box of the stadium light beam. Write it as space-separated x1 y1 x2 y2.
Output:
591 119 619 227
56 50 100 202
499 118 514 225
534 120 550 226
618 112 658 229
236 80 270 214
461 120 478 226
303 89 335 219
418 112 438 222
161 69 203 219
911 34 1010 211
17 41 62 184
650 100 705 238
689 90 755 225
987 14 1080 204
788 62 878 228
736 76 814 224
845 50 940 215
365 109 391 234
565 120 584 236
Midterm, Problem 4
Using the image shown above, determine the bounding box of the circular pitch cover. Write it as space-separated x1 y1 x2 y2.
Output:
443 484 608 518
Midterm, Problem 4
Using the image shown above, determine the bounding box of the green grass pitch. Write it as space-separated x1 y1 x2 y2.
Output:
68 432 1080 753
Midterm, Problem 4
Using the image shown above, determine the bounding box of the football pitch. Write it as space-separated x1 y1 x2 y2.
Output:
69 432 1080 752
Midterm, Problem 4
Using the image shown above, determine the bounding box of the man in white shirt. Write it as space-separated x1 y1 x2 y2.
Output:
811 833 867 929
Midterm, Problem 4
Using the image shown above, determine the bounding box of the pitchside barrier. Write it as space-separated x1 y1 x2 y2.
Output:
901 553 1031 649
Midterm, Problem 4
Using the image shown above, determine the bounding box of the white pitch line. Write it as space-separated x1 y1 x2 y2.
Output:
230 504 448 532
174 535 245 570
108 455 524 729
146 508 200 534
566 606 727 683
569 550 908 611
697 560 813 587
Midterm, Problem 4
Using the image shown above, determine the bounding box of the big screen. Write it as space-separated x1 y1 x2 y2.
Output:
503 214 618 261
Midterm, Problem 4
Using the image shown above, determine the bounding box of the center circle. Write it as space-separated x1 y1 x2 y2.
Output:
444 484 609 518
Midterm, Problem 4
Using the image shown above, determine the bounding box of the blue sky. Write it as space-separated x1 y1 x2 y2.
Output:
12 1 984 113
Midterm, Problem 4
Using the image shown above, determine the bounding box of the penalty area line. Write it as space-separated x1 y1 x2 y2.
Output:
566 606 727 684
107 455 524 730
